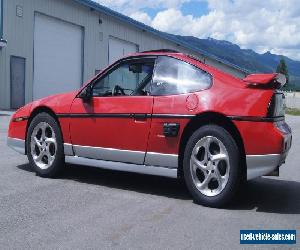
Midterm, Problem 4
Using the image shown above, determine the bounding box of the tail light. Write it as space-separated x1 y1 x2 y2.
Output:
267 92 285 118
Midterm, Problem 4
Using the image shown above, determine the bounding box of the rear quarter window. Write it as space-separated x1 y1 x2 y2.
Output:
151 56 212 96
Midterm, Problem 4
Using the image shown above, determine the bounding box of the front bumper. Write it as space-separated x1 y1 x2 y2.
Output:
7 137 26 155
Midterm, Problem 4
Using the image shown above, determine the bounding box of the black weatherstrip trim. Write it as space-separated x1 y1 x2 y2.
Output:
58 113 283 122
152 114 195 119
57 113 152 119
57 113 195 119
228 116 284 122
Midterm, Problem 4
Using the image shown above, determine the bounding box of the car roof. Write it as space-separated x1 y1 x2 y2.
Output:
129 49 183 57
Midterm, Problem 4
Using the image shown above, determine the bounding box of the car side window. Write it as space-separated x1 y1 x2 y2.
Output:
151 56 212 96
92 60 154 97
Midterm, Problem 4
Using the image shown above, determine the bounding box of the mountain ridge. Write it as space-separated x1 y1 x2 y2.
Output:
172 35 300 89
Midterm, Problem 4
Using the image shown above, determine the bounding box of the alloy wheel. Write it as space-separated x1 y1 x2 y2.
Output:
190 136 230 197
30 122 57 170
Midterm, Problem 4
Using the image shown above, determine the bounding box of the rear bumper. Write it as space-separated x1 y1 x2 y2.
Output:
7 137 26 155
246 122 292 180
246 153 287 180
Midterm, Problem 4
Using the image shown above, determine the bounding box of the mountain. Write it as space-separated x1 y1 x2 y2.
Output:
172 35 300 90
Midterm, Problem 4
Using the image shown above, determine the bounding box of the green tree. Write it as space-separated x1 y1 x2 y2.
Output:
276 58 289 88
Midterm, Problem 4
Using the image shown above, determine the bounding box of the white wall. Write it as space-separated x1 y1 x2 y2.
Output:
285 92 300 108
33 13 83 99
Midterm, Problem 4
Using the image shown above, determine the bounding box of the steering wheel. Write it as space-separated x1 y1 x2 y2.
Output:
112 85 126 96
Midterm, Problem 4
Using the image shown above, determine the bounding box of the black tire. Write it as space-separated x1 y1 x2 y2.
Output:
26 112 65 177
183 125 241 207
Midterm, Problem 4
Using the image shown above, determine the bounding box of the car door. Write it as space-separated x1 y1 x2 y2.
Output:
69 57 155 164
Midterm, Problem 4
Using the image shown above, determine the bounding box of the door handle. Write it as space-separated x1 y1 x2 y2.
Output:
133 114 148 120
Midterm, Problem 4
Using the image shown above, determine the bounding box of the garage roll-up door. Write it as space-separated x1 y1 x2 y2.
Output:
33 13 83 100
109 37 138 64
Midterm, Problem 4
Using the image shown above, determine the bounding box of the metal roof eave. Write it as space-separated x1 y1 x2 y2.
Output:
73 0 251 74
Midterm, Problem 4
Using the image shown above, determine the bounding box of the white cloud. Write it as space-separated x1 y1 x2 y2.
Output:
94 0 300 60
151 8 226 39
130 11 152 25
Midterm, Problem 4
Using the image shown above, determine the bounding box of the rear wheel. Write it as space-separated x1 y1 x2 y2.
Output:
26 112 65 177
183 125 241 207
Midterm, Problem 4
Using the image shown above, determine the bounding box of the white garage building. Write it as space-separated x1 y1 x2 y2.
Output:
0 0 248 110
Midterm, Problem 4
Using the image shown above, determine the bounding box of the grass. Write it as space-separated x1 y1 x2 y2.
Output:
285 107 300 116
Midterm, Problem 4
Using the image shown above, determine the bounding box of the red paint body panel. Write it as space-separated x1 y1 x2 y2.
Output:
69 96 153 151
233 121 284 154
9 91 77 143
147 117 190 154
8 51 289 159
151 82 273 117
29 91 77 115
8 103 32 140
243 73 278 84
8 120 28 140
28 91 77 143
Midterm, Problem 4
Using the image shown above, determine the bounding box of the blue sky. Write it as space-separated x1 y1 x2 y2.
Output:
139 1 209 18
95 0 300 60
181 1 208 17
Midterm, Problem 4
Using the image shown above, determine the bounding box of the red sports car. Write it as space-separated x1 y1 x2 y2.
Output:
7 50 292 207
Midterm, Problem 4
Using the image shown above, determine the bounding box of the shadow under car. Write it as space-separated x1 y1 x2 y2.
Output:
17 163 300 214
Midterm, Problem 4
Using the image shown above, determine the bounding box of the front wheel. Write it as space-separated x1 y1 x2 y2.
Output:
26 112 65 177
183 125 241 207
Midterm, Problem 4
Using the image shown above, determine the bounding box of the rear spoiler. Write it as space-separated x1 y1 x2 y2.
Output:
243 73 286 89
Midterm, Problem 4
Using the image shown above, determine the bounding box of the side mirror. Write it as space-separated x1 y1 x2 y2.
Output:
78 85 92 102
